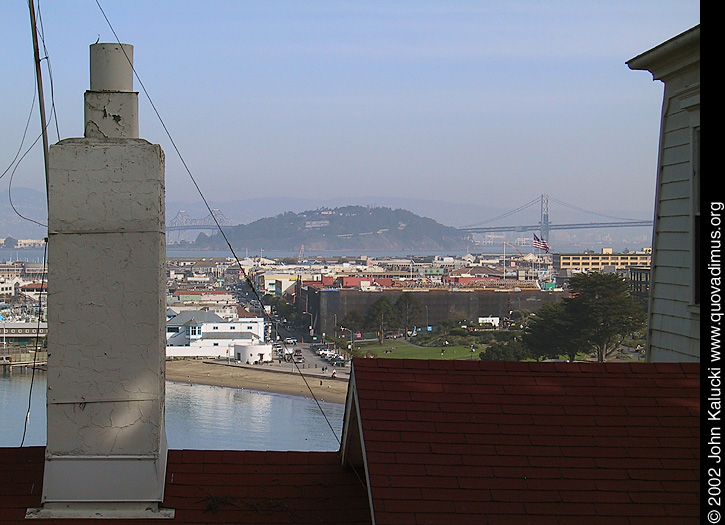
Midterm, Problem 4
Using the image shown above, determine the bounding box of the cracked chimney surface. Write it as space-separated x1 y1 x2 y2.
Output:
32 42 172 519
84 43 139 139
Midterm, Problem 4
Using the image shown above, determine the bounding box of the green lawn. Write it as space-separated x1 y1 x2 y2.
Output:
357 340 480 360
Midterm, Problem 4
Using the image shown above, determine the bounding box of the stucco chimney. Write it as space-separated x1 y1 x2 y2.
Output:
28 43 172 519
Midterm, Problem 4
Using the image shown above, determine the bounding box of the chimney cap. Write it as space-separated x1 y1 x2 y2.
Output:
89 42 134 92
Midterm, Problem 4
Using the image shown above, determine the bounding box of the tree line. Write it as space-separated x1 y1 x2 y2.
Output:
483 272 646 362
265 272 646 362
340 272 646 362
340 293 422 345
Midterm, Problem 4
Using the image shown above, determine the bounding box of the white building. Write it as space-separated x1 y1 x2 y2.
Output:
233 343 274 364
166 309 269 359
627 25 700 362
0 278 22 297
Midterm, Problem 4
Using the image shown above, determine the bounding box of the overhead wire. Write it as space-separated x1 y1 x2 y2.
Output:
34 0 61 143
93 0 341 445
4 0 57 229
17 1 52 446
1 91 38 183
20 238 48 447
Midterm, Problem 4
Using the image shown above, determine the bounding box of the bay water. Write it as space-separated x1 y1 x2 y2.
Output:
0 369 345 451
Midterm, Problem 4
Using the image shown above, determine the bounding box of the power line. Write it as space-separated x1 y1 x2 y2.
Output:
94 0 340 444
20 238 48 447
2 0 56 230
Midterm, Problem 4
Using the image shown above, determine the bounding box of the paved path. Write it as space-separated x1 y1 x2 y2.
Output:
208 341 351 381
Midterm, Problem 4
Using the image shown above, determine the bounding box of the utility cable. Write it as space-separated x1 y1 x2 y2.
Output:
20 238 48 447
94 0 341 444
1 86 50 228
34 0 61 142
4 0 59 228
1 91 37 183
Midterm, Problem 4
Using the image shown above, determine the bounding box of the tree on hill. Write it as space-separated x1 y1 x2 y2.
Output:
193 205 468 251
523 272 646 362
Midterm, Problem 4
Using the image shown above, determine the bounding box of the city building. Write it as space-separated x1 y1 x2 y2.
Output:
0 278 22 297
1 25 702 525
303 286 566 337
628 265 651 312
166 309 267 359
552 250 651 272
0 320 47 347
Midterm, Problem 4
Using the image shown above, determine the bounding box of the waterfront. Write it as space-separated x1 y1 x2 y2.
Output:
1 246 486 262
0 369 345 451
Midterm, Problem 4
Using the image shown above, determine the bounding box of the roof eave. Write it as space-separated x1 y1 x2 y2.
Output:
340 363 377 525
626 24 700 81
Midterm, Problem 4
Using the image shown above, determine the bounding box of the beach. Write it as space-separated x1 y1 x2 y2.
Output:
165 359 349 405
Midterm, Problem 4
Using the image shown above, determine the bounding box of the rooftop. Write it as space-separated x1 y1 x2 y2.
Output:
0 448 370 524
343 359 700 524
1 359 700 524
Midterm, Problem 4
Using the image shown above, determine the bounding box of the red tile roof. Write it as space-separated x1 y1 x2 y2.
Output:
343 359 700 524
0 448 371 524
1 359 700 524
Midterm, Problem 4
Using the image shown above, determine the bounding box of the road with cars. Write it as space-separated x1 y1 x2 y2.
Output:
232 284 351 378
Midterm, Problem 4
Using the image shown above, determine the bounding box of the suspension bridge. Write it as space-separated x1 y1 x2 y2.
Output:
456 194 652 242
166 209 233 242
165 195 653 243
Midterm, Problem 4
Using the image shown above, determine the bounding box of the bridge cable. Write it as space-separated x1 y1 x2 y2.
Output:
94 0 340 444
548 196 642 222
459 196 540 228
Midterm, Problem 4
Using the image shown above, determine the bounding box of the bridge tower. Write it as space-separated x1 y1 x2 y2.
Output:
539 194 550 242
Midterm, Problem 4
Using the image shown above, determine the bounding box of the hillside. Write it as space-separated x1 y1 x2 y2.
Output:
193 206 469 252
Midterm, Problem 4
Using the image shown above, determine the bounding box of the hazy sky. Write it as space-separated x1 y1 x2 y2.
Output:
2 1 699 222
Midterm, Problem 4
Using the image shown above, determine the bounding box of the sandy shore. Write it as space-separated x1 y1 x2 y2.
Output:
165 359 349 405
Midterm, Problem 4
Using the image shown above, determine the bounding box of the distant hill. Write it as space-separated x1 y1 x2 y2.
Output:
193 205 470 252
0 187 48 239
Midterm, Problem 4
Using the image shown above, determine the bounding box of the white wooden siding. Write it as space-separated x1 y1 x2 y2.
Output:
648 76 699 361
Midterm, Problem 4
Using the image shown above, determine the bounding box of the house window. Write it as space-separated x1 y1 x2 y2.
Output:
212 326 219 330
189 325 201 336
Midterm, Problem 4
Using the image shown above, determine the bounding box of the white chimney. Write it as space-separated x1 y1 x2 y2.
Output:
28 43 172 519
84 43 139 139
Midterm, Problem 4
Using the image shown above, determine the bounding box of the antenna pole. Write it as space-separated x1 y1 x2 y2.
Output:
28 0 51 207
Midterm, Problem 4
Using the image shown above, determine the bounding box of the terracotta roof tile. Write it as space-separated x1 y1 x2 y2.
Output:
0 448 370 524
345 358 699 524
0 359 700 524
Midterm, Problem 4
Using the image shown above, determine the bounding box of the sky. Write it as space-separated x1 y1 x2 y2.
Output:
2 1 700 227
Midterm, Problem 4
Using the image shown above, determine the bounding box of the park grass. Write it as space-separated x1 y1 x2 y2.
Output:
357 339 480 360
